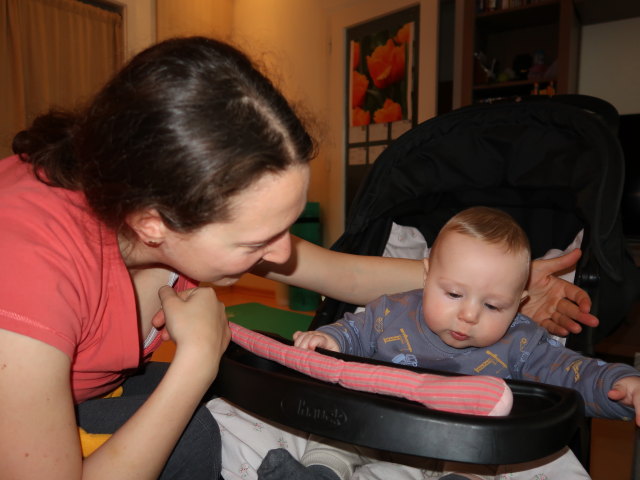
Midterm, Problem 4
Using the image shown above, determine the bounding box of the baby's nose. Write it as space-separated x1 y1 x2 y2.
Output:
458 303 480 324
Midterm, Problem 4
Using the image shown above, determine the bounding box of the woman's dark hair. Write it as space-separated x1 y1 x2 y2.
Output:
12 36 316 233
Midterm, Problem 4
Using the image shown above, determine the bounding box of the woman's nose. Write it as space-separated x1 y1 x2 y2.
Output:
261 231 292 264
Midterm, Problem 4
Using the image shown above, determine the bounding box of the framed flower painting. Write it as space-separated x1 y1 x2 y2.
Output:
345 6 419 214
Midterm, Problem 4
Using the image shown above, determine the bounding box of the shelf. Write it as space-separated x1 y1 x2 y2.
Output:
574 0 640 25
457 0 578 107
473 78 556 91
476 0 560 32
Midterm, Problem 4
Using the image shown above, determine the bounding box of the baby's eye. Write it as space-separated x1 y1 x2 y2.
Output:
447 292 462 299
484 303 500 311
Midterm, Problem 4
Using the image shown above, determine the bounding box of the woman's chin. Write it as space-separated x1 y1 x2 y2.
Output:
209 276 243 287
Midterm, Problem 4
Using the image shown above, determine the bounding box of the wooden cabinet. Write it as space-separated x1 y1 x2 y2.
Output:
457 0 580 106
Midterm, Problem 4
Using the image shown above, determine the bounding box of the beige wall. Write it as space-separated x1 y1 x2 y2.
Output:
111 0 157 59
578 16 640 115
156 0 233 42
113 0 233 58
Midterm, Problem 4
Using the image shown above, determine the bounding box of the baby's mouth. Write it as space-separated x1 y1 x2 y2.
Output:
450 331 469 341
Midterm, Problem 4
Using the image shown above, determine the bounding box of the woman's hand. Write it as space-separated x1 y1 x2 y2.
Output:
156 286 231 369
523 249 599 336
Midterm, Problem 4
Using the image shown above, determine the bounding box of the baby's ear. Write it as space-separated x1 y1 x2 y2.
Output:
520 290 529 303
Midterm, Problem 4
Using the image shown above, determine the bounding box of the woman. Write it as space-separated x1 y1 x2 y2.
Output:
0 36 595 480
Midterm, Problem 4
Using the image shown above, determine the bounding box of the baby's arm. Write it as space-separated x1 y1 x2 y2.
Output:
608 376 640 426
293 330 340 352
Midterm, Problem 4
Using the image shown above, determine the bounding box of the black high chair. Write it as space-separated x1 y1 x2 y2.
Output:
213 336 586 466
213 95 640 471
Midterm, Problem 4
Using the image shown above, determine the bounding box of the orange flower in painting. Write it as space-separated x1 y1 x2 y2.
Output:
352 107 371 126
373 98 402 124
394 23 411 44
351 41 361 69
366 39 406 89
352 70 369 108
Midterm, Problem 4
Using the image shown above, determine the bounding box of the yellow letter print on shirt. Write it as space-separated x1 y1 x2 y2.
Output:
374 307 391 333
565 360 582 382
383 328 413 353
519 337 528 352
474 350 508 374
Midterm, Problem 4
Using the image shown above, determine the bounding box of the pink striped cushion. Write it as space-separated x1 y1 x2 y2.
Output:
229 322 512 416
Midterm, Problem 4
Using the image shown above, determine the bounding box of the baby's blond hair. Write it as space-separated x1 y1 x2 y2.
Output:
431 207 531 285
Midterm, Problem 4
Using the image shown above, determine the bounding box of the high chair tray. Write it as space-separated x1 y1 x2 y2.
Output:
212 339 585 465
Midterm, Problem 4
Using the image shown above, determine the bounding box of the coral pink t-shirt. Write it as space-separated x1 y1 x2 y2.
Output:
0 156 193 403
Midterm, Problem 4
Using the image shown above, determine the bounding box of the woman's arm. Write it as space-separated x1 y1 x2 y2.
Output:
0 329 83 479
0 287 229 480
252 235 423 305
255 236 597 334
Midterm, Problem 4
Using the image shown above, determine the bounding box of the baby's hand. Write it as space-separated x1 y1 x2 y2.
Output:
608 376 640 426
293 330 340 352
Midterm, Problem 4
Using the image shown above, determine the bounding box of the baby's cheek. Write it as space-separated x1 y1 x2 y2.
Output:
483 322 510 345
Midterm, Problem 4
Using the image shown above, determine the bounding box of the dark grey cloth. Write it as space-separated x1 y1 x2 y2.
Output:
258 448 340 480
76 362 221 480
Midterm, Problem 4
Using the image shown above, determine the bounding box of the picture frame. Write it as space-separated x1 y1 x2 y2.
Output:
345 6 420 214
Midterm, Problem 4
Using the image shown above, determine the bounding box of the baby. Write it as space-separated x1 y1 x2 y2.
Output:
260 206 640 480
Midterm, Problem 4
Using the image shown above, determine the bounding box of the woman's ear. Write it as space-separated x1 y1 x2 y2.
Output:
126 208 167 246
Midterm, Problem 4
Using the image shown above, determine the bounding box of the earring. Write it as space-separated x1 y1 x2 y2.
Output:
144 240 161 248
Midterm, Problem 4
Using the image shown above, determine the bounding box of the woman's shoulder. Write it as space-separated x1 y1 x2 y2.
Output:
0 155 104 251
0 156 128 351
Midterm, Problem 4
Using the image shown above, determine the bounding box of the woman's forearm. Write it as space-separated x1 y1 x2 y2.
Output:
253 235 424 305
83 347 220 479
83 286 229 479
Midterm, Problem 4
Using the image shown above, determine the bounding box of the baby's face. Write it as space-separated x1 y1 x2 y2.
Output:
422 231 528 348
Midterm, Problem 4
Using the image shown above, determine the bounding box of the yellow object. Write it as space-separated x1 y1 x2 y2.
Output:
77 386 123 457
78 428 112 457
101 386 123 399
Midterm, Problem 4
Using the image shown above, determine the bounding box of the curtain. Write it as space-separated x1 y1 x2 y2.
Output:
0 0 123 157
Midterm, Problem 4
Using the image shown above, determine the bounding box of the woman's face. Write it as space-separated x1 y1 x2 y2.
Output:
161 164 310 285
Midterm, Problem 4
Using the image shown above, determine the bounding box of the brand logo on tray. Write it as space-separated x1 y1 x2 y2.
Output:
282 398 348 427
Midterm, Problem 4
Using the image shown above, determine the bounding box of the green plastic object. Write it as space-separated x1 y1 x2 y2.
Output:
225 303 312 340
289 202 321 311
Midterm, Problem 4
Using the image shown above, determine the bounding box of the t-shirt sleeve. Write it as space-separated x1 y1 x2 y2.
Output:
175 275 198 291
0 210 83 359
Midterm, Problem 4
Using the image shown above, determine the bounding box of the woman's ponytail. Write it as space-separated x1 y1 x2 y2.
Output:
12 110 81 189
